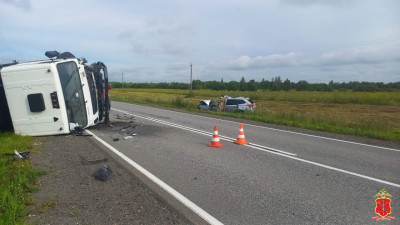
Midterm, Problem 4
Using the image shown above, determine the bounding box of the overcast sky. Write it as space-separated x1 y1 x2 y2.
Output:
1 0 399 83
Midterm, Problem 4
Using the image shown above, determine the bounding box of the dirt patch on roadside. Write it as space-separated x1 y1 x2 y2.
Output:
28 134 192 225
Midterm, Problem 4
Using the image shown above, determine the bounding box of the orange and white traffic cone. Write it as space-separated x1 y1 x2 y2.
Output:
234 123 249 145
209 125 223 148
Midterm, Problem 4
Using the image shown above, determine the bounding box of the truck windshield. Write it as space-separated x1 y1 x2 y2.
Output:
57 61 87 129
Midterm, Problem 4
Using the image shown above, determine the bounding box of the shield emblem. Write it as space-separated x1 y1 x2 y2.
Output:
375 198 391 217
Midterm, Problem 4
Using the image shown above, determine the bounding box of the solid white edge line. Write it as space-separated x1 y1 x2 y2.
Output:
113 103 400 152
85 130 224 225
112 107 400 188
289 155 400 188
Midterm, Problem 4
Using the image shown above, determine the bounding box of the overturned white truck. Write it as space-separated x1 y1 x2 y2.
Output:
0 51 110 136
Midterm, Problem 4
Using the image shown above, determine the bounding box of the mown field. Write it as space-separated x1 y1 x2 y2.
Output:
110 88 400 141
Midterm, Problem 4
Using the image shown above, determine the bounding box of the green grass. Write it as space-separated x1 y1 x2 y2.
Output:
0 133 46 225
110 88 400 141
111 89 400 141
112 88 400 106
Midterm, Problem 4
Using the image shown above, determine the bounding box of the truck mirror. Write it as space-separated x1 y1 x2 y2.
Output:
45 51 60 59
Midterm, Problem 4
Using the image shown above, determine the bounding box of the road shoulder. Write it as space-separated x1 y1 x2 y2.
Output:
28 134 193 224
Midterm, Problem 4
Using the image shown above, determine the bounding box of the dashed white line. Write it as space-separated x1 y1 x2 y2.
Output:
114 102 400 152
113 108 297 156
112 107 400 188
86 129 224 225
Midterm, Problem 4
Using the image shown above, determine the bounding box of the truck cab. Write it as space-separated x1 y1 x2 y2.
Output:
0 52 106 136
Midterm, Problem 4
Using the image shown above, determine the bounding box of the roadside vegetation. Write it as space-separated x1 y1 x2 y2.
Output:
110 88 400 141
110 77 400 92
0 132 45 225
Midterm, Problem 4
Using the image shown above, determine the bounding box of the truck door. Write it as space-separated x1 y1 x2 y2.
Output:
56 61 88 129
83 67 99 126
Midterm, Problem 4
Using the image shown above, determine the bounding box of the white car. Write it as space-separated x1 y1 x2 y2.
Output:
225 97 256 112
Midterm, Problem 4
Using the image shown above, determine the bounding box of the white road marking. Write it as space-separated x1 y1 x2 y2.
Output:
112 107 400 188
114 102 400 152
86 129 224 225
113 108 297 156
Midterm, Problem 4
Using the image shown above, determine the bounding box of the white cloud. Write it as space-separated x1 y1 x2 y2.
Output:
228 52 301 70
317 48 400 66
0 0 399 83
0 0 31 10
228 46 400 70
281 0 352 7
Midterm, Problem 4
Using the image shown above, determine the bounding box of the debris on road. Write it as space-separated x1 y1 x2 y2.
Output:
123 135 133 140
29 135 192 224
93 164 113 182
2 150 30 160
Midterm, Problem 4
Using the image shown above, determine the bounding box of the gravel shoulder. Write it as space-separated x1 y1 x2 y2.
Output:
28 132 193 225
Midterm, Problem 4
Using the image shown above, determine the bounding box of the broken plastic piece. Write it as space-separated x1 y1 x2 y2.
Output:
93 165 112 181
123 136 133 140
10 150 30 160
113 138 119 141
19 151 30 159
14 150 23 159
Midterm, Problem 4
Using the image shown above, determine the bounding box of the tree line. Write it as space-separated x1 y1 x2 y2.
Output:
110 76 400 92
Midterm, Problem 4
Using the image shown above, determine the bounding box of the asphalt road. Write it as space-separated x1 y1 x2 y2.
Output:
89 101 400 225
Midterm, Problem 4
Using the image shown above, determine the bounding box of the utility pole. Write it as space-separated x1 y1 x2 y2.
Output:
122 72 124 88
190 62 193 93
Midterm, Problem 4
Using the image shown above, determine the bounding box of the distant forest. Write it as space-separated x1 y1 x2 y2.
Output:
110 76 400 92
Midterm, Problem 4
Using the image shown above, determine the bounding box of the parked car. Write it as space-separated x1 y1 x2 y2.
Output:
197 100 217 111
225 97 255 112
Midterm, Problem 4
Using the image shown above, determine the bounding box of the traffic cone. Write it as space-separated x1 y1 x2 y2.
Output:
209 125 223 148
234 123 249 145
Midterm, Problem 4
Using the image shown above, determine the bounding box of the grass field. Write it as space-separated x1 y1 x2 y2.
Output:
110 88 400 141
0 133 45 225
